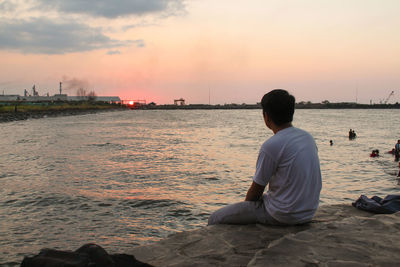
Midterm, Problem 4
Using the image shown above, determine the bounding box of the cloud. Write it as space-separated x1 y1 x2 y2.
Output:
133 39 145 47
0 0 182 54
36 0 186 18
107 50 121 55
121 21 157 32
0 17 133 54
0 1 17 12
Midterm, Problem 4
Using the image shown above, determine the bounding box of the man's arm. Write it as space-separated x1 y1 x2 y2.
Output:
245 181 266 201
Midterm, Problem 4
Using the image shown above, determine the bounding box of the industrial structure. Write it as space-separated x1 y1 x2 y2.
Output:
174 98 185 105
0 84 121 103
382 91 395 104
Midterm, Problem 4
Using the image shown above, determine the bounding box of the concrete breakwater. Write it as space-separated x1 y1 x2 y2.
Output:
0 107 126 123
129 204 400 266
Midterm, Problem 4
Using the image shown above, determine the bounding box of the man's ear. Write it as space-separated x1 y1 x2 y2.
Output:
263 112 269 126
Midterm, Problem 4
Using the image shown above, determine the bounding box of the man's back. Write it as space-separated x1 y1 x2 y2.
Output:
254 127 322 224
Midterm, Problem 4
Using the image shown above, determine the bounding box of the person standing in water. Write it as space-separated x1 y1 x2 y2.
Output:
395 140 400 161
397 162 400 177
349 129 356 139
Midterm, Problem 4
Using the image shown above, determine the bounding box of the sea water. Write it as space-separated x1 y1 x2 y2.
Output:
1 109 399 265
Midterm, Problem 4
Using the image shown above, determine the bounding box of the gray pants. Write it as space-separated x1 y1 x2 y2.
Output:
208 200 283 225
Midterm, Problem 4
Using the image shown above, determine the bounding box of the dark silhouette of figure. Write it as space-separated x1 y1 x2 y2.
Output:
330 140 333 146
395 140 400 161
349 129 356 139
370 149 379 157
397 162 400 177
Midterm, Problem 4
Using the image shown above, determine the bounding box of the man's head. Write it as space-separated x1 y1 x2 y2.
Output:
261 89 295 126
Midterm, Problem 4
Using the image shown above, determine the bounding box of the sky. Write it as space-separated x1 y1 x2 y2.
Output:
0 0 399 104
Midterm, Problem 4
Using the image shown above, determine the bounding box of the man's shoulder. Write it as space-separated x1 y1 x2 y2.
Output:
289 127 315 141
270 127 315 149
262 127 313 148
291 126 312 135
260 134 281 152
261 127 296 148
276 126 313 140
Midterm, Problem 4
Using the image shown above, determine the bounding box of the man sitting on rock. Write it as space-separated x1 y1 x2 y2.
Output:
208 89 322 225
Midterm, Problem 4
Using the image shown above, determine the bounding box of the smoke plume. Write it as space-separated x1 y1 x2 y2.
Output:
62 76 89 92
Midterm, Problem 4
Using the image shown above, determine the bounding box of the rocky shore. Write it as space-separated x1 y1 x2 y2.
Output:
0 107 126 123
129 204 400 266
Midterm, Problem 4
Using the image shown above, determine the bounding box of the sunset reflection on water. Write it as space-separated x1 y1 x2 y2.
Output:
1 109 399 265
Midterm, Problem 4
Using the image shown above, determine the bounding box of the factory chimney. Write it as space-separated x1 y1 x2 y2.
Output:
59 82 62 94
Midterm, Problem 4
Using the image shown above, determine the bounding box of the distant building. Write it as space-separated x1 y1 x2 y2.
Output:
174 98 185 105
0 94 121 103
0 84 121 103
53 94 68 101
0 95 20 101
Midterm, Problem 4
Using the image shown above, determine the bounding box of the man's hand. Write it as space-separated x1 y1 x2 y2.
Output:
245 181 266 201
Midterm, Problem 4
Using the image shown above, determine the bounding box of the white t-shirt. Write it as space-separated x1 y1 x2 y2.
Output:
253 126 322 224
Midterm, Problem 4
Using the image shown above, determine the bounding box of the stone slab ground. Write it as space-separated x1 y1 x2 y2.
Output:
128 204 400 267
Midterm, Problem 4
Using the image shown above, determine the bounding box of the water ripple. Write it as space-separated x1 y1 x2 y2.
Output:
1 109 400 265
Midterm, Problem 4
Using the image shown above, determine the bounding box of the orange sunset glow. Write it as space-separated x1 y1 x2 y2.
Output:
0 0 399 104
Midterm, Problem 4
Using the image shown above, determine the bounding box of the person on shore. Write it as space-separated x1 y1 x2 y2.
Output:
395 140 400 161
330 140 333 146
208 89 322 226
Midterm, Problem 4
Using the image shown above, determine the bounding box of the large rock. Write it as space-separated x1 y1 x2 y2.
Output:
128 205 400 266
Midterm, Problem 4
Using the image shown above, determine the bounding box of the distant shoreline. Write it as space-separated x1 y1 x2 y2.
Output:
0 106 126 123
1 102 399 123
139 102 400 110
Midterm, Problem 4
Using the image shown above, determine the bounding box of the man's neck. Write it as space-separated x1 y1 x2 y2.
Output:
272 122 292 134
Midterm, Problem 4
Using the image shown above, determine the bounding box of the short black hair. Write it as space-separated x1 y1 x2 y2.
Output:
261 89 295 125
